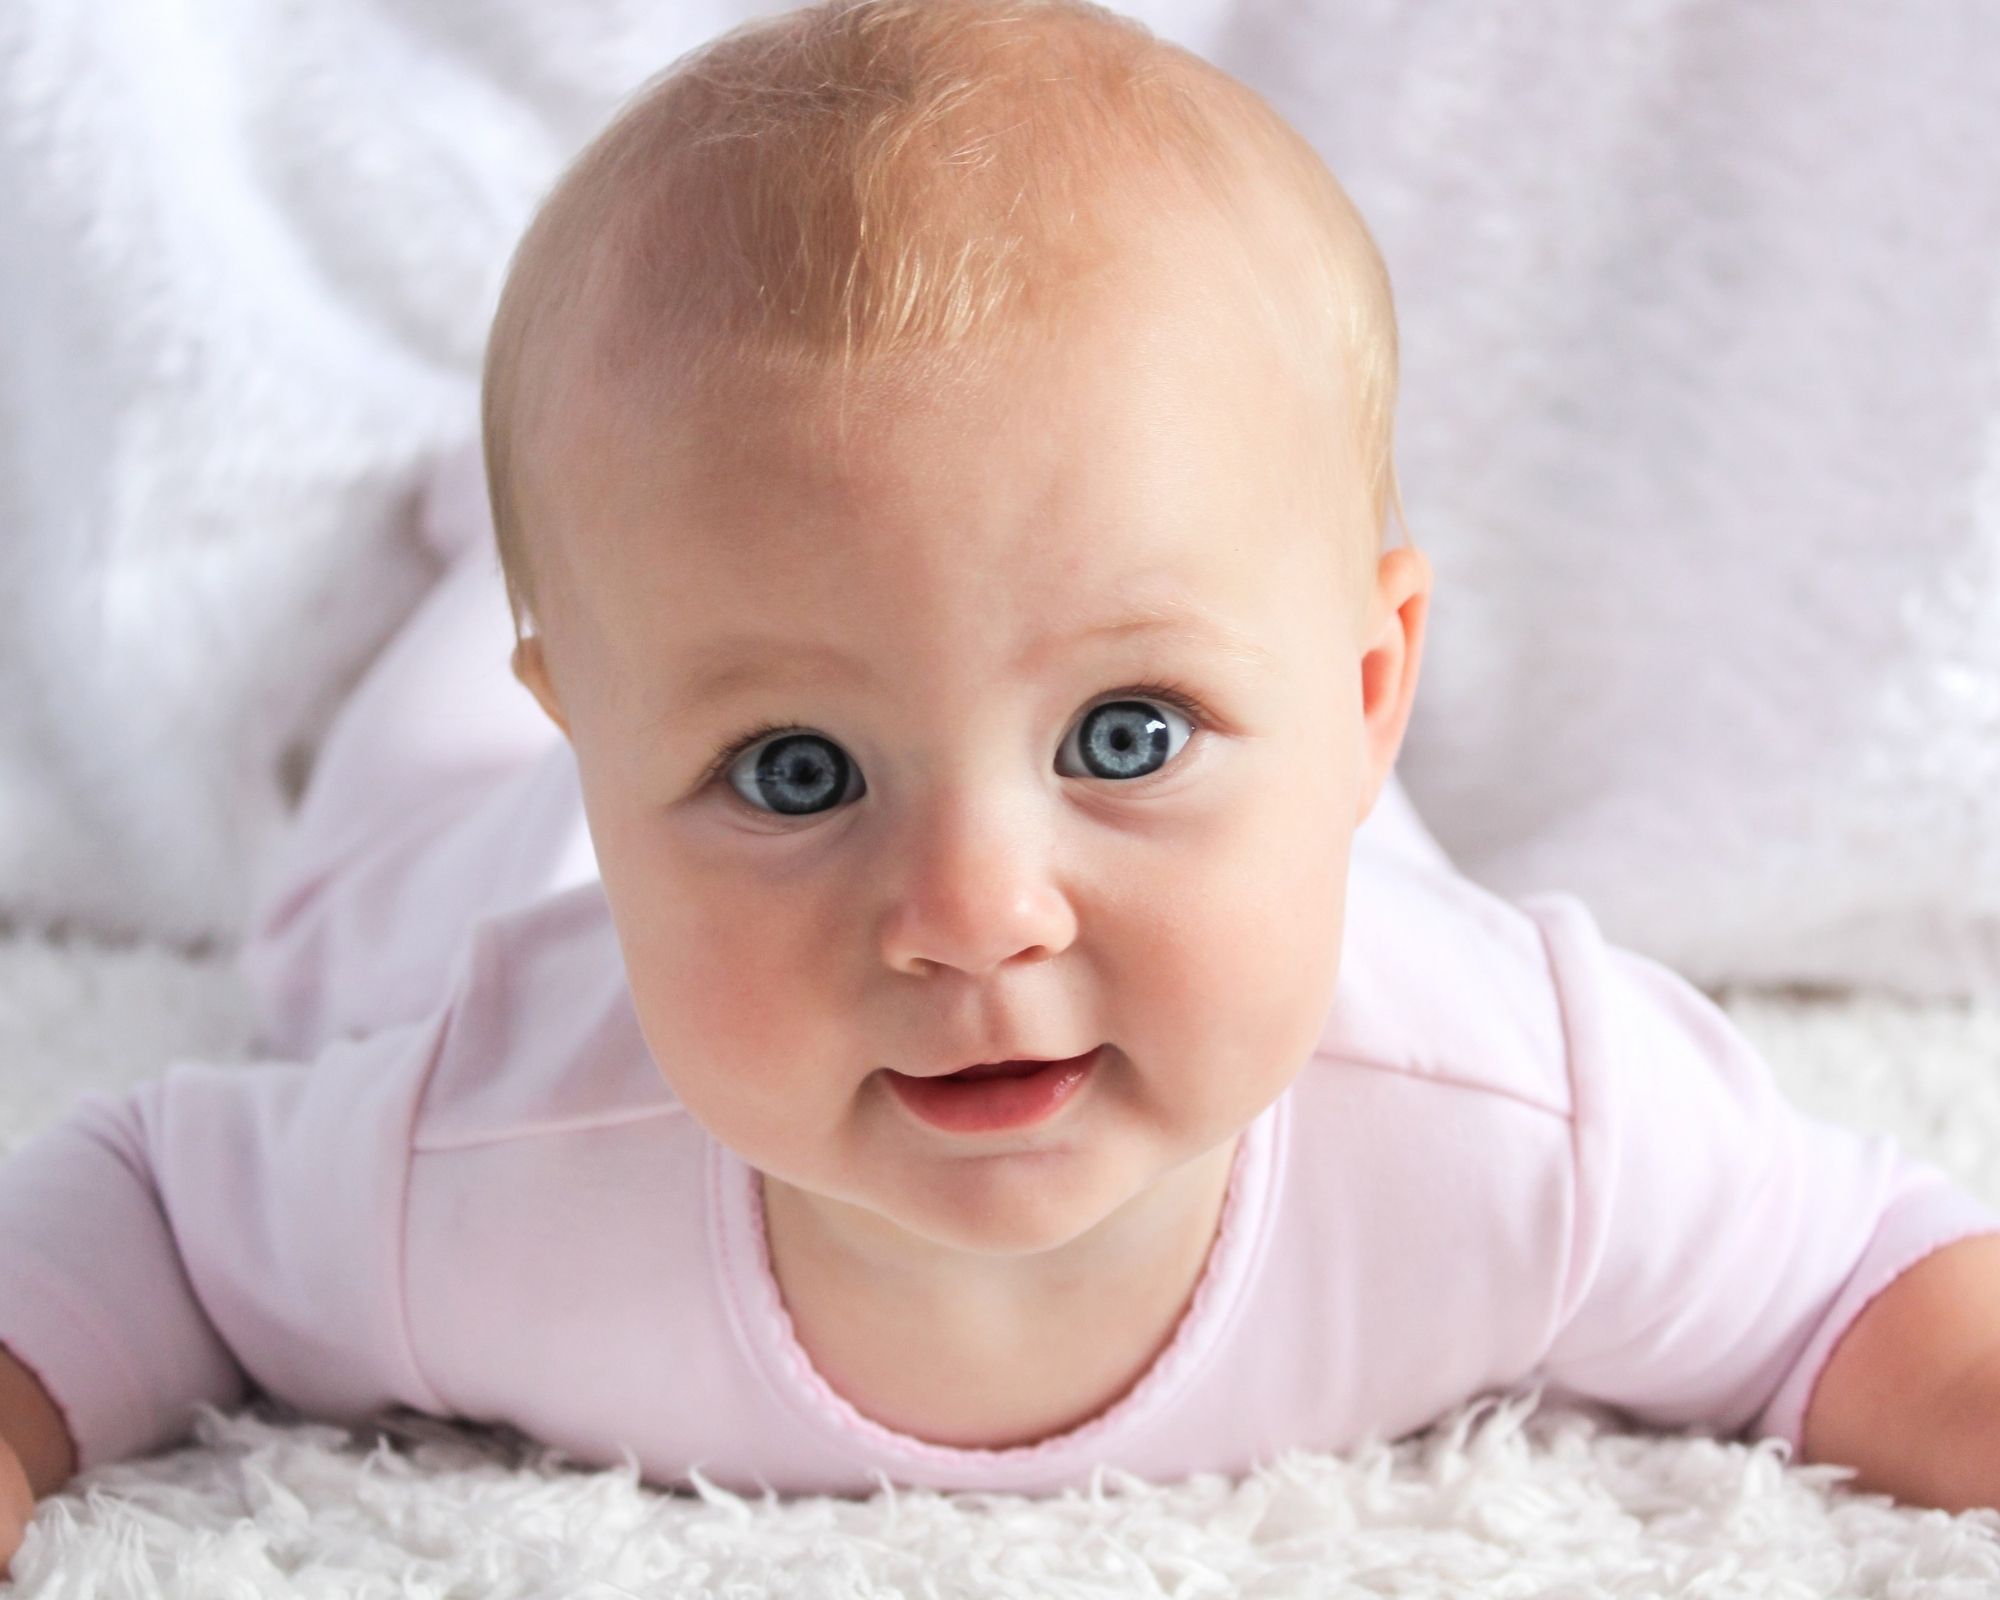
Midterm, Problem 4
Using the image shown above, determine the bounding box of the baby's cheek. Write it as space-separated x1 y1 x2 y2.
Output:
1179 804 1352 1083
598 855 826 1112
648 915 813 1070
1095 800 1338 1112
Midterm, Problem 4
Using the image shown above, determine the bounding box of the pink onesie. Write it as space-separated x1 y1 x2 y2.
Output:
1 538 1995 1499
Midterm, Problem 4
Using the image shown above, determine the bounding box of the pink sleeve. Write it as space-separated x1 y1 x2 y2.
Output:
0 1007 456 1474
236 538 585 1060
1527 892 2000 1456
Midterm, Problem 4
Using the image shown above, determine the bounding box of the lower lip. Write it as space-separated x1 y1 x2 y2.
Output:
886 1046 1101 1135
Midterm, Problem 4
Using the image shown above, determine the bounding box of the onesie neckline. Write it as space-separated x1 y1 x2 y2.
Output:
707 1082 1289 1488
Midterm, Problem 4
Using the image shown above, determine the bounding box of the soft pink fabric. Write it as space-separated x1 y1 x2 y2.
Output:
2 548 1994 1495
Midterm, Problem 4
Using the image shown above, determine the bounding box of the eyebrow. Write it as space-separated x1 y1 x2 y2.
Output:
668 600 1279 713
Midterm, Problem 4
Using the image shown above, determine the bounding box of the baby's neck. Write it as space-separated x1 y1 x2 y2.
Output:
758 1135 1241 1448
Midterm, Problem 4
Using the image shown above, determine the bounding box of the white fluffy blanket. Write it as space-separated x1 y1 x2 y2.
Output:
5 935 2000 1595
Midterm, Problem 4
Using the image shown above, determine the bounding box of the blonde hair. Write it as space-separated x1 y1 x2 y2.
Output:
481 0 1404 645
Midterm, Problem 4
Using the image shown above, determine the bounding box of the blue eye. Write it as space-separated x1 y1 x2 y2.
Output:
1055 697 1193 782
727 732 858 818
709 680 1207 821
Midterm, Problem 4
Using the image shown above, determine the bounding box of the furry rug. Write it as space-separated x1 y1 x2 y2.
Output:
6 934 2000 1595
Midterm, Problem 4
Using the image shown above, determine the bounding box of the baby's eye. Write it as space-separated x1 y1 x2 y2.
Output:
1054 696 1194 784
725 732 859 818
717 691 1199 820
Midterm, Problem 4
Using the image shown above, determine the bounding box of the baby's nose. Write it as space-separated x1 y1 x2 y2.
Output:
874 799 1077 977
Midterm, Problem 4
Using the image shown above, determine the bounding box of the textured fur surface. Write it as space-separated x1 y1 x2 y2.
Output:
5 934 2000 1593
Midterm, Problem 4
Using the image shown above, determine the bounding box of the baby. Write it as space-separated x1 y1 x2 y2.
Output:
7 0 2000 1568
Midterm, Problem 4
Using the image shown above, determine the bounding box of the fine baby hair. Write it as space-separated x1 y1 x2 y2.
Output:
480 0 1404 650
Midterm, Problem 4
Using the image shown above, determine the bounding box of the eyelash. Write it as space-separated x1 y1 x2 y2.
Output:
694 676 1215 800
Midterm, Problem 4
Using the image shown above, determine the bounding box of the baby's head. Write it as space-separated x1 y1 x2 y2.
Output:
484 0 1430 1270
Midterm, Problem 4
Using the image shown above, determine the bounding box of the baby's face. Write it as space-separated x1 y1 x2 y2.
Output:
513 250 1423 1267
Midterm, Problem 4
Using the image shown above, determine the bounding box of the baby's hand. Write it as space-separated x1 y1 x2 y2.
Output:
0 1431 32 1579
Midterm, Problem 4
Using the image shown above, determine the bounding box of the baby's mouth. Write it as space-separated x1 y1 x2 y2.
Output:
946 1060 1052 1081
885 1047 1103 1134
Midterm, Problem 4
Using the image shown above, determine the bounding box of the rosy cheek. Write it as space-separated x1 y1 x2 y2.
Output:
677 933 780 1053
645 890 828 1078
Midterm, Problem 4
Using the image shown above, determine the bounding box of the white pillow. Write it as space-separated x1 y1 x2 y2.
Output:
0 1 730 943
1210 4 2000 1000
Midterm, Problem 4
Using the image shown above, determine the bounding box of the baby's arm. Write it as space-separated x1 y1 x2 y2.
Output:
1798 1229 2000 1511
0 1337 73 1573
1523 891 2000 1508
0 979 463 1562
237 534 583 1060
0 1335 72 1500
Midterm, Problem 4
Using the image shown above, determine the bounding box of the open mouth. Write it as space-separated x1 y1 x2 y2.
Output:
886 1046 1101 1134
946 1060 1053 1081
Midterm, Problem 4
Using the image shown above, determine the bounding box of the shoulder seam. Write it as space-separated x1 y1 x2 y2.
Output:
413 1101 685 1154
394 1007 461 1418
1518 893 1592 1356
394 925 504 1417
1313 1050 1569 1121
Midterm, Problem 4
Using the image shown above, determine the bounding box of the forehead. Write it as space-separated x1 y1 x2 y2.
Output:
531 243 1349 706
670 577 1283 726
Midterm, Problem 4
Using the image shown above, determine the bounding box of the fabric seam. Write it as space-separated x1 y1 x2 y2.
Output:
1314 1049 1569 1123
413 1102 683 1154
394 947 491 1419
1521 896 1593 1364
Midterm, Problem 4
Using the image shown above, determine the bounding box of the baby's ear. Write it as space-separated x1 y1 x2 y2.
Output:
511 635 571 737
1353 544 1432 827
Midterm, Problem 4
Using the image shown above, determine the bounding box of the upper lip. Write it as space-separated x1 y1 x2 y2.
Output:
894 1044 1100 1079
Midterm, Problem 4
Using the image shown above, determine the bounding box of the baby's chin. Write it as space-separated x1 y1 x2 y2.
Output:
849 1086 1247 1260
